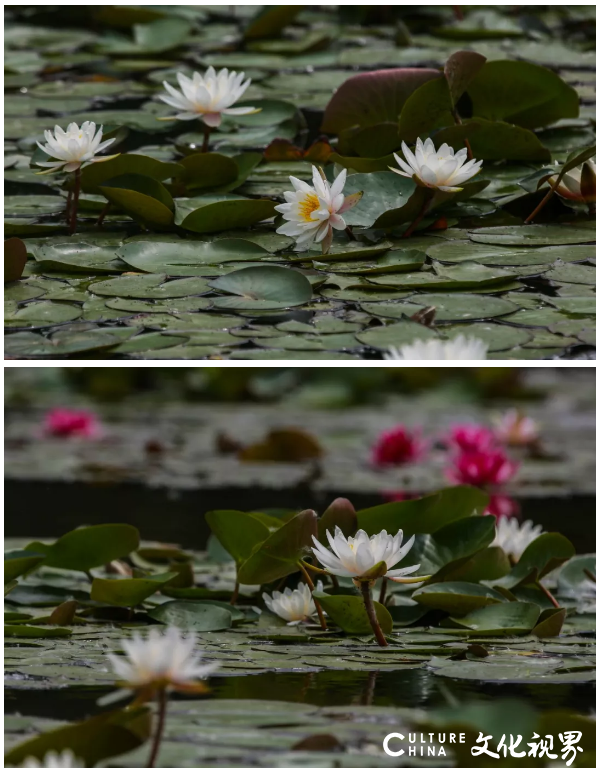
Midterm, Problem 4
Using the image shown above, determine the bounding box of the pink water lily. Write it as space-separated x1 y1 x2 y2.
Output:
446 449 519 488
43 408 101 439
371 426 427 467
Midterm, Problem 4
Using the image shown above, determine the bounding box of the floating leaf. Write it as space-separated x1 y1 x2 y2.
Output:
322 68 440 133
175 196 276 234
4 550 45 583
91 572 178 607
209 266 313 309
4 707 151 767
495 533 576 589
5 237 28 282
25 524 140 572
238 509 318 585
99 174 174 229
149 600 232 632
313 591 393 635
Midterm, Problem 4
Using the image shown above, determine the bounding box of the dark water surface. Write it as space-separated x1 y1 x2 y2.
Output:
5 668 595 723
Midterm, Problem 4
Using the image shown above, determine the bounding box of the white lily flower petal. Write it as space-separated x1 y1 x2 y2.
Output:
312 528 419 581
35 122 115 173
492 518 544 561
107 626 218 691
384 335 489 361
263 581 323 622
391 137 482 191
22 750 84 768
159 67 259 128
276 164 359 252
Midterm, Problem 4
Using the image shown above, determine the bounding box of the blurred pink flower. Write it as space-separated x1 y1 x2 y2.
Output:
447 424 497 453
371 426 427 467
494 410 539 447
446 449 519 488
43 408 101 439
484 493 520 520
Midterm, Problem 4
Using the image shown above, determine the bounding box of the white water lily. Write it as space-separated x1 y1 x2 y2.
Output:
263 580 324 625
494 409 539 447
384 335 488 361
36 121 116 174
312 526 420 581
275 166 362 253
391 138 482 192
492 517 544 561
159 67 259 127
108 627 218 697
21 750 83 768
549 158 595 202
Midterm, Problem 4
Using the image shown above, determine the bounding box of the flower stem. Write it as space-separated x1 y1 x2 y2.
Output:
378 578 388 605
524 179 560 224
536 581 560 609
96 201 111 228
65 186 73 222
402 190 434 238
68 166 81 235
301 560 329 575
230 578 239 606
360 581 388 647
297 563 327 630
452 109 473 160
147 688 167 768
202 124 211 153
583 568 596 584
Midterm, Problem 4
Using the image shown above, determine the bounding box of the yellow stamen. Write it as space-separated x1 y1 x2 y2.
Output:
298 192 320 222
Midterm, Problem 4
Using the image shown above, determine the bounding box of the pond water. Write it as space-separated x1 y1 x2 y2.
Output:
6 666 595 723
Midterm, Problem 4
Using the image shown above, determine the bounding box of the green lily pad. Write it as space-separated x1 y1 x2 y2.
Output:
413 582 506 617
91 572 178 608
117 238 268 275
25 524 140 572
89 274 210 299
209 266 313 309
469 225 594 247
313 591 393 636
99 174 174 229
362 293 518 322
148 600 233 631
175 196 277 234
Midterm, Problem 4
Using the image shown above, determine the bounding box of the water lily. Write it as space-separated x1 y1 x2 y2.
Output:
263 581 324 625
492 517 544 561
108 626 217 700
21 750 83 768
447 424 497 454
390 138 482 193
43 408 101 439
312 527 421 647
484 493 520 520
275 166 362 253
548 158 596 203
494 409 539 447
384 335 488 361
371 426 427 467
35 121 117 233
312 527 420 583
36 121 117 175
447 449 519 488
159 67 259 128
107 627 218 768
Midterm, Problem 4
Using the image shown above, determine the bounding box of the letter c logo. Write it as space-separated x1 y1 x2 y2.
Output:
383 733 405 756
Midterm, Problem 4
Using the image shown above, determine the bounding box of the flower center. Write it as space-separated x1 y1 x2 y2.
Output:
298 192 320 222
